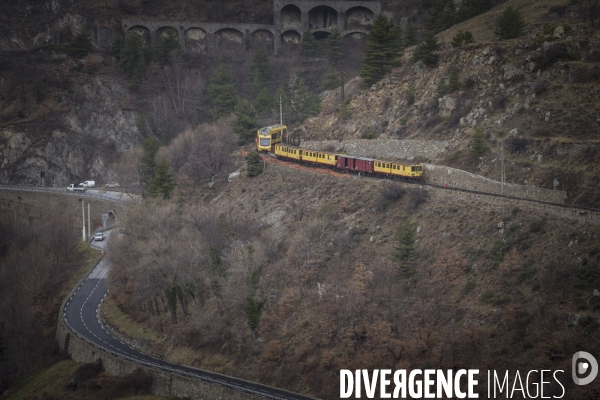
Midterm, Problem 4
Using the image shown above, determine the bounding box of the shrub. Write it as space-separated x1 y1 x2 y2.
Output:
451 30 475 47
407 188 426 211
480 290 511 305
494 6 526 40
528 217 547 233
362 132 377 139
405 87 415 105
246 152 263 177
533 80 548 96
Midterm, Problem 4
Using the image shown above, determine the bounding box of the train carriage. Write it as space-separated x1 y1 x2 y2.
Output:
274 144 302 161
374 160 392 175
314 151 338 167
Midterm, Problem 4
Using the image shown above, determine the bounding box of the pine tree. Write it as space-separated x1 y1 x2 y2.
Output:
112 33 124 60
358 14 402 87
207 62 239 120
300 30 318 59
140 136 160 188
69 31 92 57
471 125 486 157
390 219 417 279
462 31 474 45
411 33 441 67
322 66 341 90
232 98 257 144
120 34 147 83
149 159 176 199
402 25 416 49
250 45 270 89
327 28 344 66
448 68 461 92
253 86 274 114
291 79 321 124
246 151 263 177
494 6 526 40
152 28 181 66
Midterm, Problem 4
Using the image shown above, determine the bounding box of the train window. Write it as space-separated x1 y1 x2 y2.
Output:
411 166 415 172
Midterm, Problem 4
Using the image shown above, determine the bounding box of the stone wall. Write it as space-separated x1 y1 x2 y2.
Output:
302 139 450 162
423 164 568 204
57 321 260 400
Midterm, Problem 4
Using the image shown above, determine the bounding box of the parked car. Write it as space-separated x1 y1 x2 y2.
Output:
93 232 105 241
80 181 96 188
105 182 119 188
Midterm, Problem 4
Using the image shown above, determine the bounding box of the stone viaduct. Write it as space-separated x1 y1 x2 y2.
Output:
121 0 382 53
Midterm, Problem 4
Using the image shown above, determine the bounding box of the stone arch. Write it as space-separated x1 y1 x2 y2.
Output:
156 26 179 39
107 210 117 223
185 27 207 52
344 31 368 41
281 4 301 30
345 6 375 30
251 29 274 51
127 25 151 45
309 5 338 30
214 28 244 48
281 29 301 45
312 30 331 41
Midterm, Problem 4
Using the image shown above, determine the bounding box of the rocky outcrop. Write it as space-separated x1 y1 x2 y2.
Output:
0 75 139 186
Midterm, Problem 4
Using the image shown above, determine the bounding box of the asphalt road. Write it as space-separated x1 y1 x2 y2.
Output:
64 232 318 400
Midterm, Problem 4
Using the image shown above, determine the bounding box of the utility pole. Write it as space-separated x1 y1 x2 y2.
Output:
340 70 345 103
279 95 283 129
501 140 505 195
81 200 86 241
87 203 91 239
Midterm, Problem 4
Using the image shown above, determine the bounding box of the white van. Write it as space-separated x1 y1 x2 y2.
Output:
80 181 96 188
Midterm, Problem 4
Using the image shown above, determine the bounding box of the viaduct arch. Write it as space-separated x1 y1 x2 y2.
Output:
122 0 381 53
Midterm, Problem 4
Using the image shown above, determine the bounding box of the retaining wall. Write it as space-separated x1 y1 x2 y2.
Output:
423 164 568 204
57 320 259 400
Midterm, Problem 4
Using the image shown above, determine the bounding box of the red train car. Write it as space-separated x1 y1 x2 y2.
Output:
355 157 375 174
337 155 356 171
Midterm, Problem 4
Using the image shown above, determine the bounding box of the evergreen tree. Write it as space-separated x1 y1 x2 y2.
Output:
69 31 92 57
435 79 449 100
149 159 176 199
462 30 475 45
300 30 318 59
232 98 257 144
402 25 416 49
471 125 486 157
120 34 147 85
390 219 417 279
250 45 270 89
327 28 344 66
152 28 181 66
111 33 124 60
290 78 321 124
457 0 493 22
253 86 274 114
322 66 342 90
207 62 239 120
448 68 461 92
411 33 441 67
494 6 526 40
358 14 402 87
140 136 161 187
246 151 263 177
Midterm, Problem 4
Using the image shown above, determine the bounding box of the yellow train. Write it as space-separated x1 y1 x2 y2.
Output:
256 125 287 152
274 144 423 179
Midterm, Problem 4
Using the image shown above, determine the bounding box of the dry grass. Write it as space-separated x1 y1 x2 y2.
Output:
101 296 165 344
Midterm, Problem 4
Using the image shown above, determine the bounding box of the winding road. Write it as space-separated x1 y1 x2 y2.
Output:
62 225 318 400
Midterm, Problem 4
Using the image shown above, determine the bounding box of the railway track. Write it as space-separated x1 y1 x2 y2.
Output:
249 150 600 225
